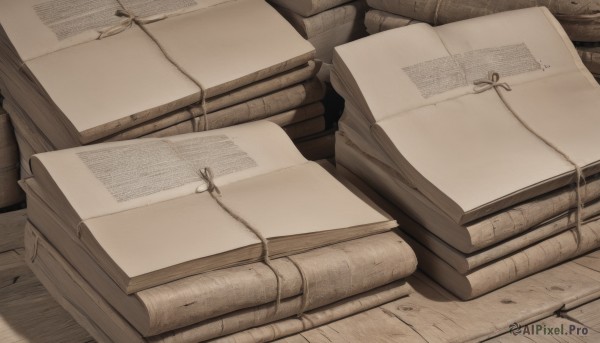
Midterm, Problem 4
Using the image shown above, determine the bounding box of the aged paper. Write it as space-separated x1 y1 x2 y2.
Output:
32 121 306 220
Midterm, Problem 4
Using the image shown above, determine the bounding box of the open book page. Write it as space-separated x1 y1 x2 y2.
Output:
145 0 315 97
25 26 199 138
31 121 306 221
333 7 581 124
83 192 262 279
0 0 235 61
215 161 392 239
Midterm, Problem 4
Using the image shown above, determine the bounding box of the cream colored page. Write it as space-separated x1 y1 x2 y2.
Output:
0 0 122 61
375 91 573 213
217 162 391 239
33 121 306 220
84 192 261 278
145 0 315 96
25 26 199 135
333 8 578 124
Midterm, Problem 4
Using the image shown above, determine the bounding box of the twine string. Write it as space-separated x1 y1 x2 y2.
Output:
473 71 585 244
98 2 209 131
198 167 284 313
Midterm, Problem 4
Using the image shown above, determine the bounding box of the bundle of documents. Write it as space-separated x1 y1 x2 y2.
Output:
0 100 23 208
23 121 417 342
364 0 600 81
332 7 600 300
270 0 367 82
0 0 328 177
366 0 600 41
577 44 600 81
295 129 336 161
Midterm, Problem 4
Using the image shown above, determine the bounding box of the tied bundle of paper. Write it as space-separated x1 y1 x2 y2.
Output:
21 120 417 342
0 0 328 177
0 100 24 208
364 1 600 82
269 0 367 82
577 43 600 82
331 7 600 300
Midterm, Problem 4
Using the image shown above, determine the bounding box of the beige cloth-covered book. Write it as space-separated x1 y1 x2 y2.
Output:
0 0 315 148
333 7 600 225
26 121 396 294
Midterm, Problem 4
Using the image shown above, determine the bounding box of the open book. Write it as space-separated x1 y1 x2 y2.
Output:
27 121 396 293
0 0 314 147
332 7 600 224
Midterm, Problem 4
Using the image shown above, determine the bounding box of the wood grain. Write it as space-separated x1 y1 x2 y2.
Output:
0 209 26 253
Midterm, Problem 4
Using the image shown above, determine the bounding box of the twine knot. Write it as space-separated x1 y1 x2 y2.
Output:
473 71 512 94
198 167 221 196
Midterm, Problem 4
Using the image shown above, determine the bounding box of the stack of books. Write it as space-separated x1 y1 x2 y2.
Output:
0 0 328 177
332 7 600 299
23 120 417 342
0 98 23 208
269 0 367 82
364 0 600 81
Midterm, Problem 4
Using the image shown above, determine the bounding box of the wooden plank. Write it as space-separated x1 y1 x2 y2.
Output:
564 299 600 332
486 316 598 342
0 209 26 253
0 249 28 289
0 269 92 343
297 307 427 343
273 335 311 343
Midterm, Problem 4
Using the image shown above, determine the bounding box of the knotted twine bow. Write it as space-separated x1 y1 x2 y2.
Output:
473 71 586 245
97 9 166 39
97 2 210 131
198 167 286 314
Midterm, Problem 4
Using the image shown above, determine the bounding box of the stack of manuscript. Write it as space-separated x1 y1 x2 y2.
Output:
23 121 417 342
332 7 600 300
0 98 23 208
577 44 600 82
0 0 327 177
364 0 600 80
269 0 367 82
